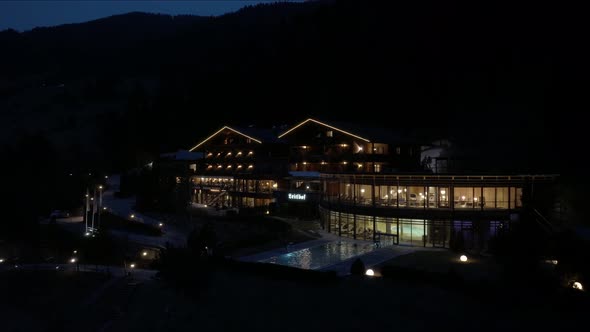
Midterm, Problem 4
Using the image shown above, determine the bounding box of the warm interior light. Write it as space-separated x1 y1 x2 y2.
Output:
361 189 365 193
272 183 278 188
248 165 253 168
441 190 446 195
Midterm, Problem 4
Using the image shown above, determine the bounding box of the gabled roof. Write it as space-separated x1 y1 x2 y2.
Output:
277 118 371 142
231 126 284 144
188 126 263 152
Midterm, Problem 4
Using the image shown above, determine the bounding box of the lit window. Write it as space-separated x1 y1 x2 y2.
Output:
396 147 401 155
326 130 333 137
374 164 381 172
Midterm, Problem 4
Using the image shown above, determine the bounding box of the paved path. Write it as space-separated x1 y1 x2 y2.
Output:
39 174 188 249
102 175 187 248
0 263 158 281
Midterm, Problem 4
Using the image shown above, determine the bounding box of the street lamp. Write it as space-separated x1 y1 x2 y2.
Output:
97 185 103 229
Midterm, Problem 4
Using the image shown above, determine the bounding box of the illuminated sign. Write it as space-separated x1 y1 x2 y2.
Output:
288 193 307 201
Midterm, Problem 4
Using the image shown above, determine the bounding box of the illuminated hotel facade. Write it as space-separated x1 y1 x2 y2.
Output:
183 118 557 249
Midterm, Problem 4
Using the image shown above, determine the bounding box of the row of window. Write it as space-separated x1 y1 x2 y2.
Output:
324 184 522 209
206 151 254 158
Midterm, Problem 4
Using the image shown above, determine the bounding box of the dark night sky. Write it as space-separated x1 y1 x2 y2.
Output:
0 0 301 31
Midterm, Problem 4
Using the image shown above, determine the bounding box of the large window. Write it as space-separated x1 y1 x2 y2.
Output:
496 187 509 209
408 186 425 208
356 184 372 205
454 187 475 209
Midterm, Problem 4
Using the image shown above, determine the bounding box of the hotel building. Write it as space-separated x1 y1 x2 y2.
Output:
180 118 557 249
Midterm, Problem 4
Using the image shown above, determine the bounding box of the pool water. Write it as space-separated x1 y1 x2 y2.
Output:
259 241 375 270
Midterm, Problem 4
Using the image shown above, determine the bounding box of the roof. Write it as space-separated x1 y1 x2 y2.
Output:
189 125 283 151
232 126 284 144
278 118 428 144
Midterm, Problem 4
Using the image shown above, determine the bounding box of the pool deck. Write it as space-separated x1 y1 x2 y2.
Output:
237 230 441 276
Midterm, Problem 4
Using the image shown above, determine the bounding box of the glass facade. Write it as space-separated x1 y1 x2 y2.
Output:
319 174 538 248
325 179 523 210
190 176 276 208
320 207 457 247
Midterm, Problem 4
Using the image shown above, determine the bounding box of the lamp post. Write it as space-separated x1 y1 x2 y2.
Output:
84 189 89 233
97 185 103 230
90 190 96 231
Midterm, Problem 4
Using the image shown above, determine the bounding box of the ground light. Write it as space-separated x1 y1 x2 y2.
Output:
158 223 163 227
365 269 375 276
130 263 136 269
0 258 4 263
572 281 584 291
460 255 468 262
70 258 77 263
142 251 148 257
130 214 135 219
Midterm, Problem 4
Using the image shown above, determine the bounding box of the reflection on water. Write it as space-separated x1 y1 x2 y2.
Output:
260 241 375 270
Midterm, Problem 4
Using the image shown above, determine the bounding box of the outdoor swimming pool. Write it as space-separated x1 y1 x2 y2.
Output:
259 241 375 270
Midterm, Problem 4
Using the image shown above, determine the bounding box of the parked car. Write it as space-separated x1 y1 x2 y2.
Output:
49 210 70 218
